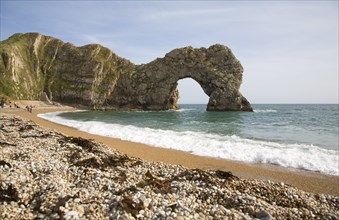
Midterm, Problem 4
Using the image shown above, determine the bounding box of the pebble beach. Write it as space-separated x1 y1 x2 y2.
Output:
1 113 338 219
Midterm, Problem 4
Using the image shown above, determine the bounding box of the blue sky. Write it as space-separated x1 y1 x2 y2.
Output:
1 1 338 104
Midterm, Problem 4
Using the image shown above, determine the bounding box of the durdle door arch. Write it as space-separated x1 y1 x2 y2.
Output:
122 44 253 111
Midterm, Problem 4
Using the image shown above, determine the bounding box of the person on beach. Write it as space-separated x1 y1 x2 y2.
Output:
26 105 32 113
0 98 4 108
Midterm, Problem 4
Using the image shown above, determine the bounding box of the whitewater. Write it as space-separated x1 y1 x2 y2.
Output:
38 104 339 176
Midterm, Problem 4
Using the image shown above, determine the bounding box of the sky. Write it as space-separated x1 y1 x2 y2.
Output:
0 0 338 104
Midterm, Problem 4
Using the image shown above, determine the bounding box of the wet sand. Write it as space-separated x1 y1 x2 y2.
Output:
1 102 338 196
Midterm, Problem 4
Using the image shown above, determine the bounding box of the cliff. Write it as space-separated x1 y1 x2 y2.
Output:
0 33 252 111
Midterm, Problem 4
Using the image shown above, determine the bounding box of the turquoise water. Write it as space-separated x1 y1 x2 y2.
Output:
40 104 339 175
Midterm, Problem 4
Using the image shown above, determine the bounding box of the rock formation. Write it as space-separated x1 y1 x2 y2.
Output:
0 33 252 111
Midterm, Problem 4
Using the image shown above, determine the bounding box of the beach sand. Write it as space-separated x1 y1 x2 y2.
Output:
1 101 338 196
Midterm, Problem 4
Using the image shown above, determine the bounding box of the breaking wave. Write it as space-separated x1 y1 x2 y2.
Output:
39 112 338 176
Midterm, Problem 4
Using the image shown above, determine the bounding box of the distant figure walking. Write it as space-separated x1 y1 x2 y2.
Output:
14 102 20 108
0 98 4 108
26 105 32 113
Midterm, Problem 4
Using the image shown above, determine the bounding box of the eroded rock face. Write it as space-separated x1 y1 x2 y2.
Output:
119 45 252 111
0 33 252 111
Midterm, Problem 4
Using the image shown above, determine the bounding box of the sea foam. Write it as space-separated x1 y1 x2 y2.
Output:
39 112 339 176
254 109 277 113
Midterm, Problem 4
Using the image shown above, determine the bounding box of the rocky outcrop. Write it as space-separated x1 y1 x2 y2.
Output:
0 33 252 111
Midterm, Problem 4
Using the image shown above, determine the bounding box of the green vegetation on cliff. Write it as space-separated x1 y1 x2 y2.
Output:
0 33 134 108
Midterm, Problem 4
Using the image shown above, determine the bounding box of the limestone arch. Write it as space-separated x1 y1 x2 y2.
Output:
112 44 253 111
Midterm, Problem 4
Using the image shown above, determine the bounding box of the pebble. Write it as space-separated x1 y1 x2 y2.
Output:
255 209 272 220
0 114 338 219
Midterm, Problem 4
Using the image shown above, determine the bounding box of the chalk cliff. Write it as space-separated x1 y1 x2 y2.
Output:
0 33 252 111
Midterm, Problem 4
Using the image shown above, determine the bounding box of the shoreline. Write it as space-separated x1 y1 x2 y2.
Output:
2 112 338 219
1 102 338 196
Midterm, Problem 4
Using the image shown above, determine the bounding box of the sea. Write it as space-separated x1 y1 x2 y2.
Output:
39 104 339 176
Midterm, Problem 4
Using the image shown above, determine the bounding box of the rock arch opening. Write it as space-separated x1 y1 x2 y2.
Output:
177 78 209 105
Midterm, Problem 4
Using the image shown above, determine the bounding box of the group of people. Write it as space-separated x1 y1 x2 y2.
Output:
0 99 20 108
25 105 33 113
0 98 33 113
1 98 20 109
